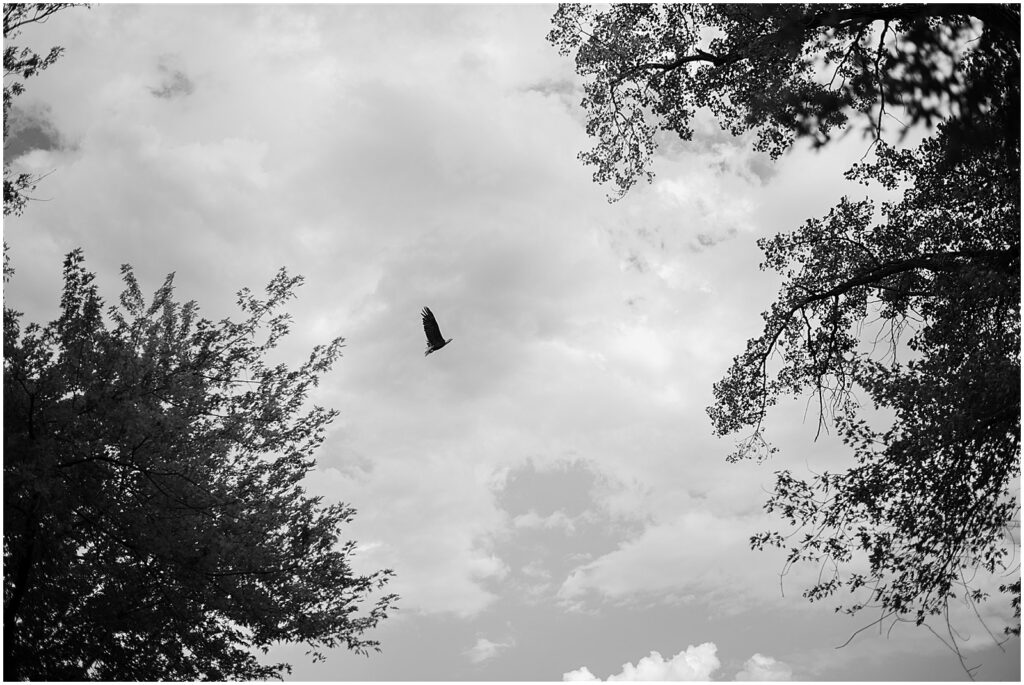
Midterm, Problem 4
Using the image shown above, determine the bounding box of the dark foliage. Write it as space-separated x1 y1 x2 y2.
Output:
550 2 1020 659
717 121 1020 645
548 3 1019 198
4 252 398 680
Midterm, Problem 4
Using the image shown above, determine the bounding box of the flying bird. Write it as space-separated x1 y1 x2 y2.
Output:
421 306 453 356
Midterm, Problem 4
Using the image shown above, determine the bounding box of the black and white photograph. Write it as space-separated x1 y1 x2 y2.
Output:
3 2 1020 681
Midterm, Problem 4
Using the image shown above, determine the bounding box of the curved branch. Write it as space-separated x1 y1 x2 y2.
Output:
789 248 1018 314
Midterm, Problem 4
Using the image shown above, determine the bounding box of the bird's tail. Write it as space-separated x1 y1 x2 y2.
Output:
424 347 434 356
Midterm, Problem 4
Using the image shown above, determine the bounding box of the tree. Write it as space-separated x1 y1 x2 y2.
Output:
548 3 1018 198
715 122 1019 653
4 250 398 680
549 2 1020 663
4 3 78 216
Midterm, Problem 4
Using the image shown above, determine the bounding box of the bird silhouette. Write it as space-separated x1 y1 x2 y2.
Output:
422 306 453 356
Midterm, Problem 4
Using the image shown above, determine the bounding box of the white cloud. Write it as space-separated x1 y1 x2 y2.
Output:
520 560 551 580
556 509 817 613
564 642 721 681
563 666 600 681
735 653 793 681
564 643 793 682
512 509 581 534
304 458 510 619
464 636 514 664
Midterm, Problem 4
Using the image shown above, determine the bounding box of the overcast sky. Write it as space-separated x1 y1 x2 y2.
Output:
3 3 1019 682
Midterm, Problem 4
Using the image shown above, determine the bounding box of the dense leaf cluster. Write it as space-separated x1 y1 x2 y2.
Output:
4 252 397 680
718 123 1019 641
548 3 1019 199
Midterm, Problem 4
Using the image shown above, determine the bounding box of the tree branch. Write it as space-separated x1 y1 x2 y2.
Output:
790 248 1018 314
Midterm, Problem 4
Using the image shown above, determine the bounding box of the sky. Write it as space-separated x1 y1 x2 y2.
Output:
3 3 1020 682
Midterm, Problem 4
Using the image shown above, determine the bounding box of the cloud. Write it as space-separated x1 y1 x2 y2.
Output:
548 397 877 617
149 56 195 99
4 104 64 159
489 459 648 607
563 643 792 682
523 77 577 97
735 653 793 681
556 509 810 613
564 642 720 681
512 509 580 533
464 636 515 664
653 108 778 186
563 666 600 681
303 459 510 619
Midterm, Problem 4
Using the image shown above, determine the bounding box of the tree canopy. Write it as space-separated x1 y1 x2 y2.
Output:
4 252 398 680
549 3 1019 198
4 7 397 678
549 1 1020 663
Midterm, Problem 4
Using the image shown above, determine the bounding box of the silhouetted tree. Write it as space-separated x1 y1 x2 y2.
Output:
4 251 398 680
548 3 1018 198
549 2 1020 663
713 119 1019 648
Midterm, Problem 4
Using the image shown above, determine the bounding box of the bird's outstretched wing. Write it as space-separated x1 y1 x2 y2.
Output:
422 307 446 348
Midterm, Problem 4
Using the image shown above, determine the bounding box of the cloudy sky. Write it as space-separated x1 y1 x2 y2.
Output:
4 3 1019 681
